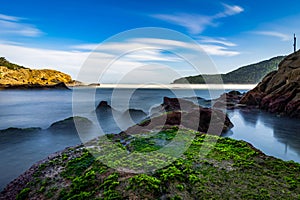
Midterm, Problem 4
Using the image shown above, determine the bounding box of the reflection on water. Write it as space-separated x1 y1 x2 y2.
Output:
226 109 300 163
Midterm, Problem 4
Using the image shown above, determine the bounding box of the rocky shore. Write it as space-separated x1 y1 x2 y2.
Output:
1 128 300 199
0 82 70 90
240 50 300 118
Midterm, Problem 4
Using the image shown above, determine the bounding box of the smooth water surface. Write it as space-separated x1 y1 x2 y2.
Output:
0 88 299 191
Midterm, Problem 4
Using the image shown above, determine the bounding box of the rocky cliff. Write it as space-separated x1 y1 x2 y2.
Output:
0 66 73 87
0 57 73 88
240 51 300 117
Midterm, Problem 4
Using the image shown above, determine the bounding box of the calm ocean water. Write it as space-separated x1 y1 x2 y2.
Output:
0 88 299 191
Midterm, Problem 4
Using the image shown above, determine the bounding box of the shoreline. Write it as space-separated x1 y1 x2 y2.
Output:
79 84 257 90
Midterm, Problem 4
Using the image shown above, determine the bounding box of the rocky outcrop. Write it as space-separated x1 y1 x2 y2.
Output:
121 109 147 124
3 129 300 199
48 116 93 134
240 51 300 117
213 90 244 110
126 97 233 135
0 65 74 88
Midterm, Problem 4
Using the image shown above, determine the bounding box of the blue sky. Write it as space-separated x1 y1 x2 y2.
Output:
0 0 300 83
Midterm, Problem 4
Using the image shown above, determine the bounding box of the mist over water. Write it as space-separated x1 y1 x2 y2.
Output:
0 88 299 191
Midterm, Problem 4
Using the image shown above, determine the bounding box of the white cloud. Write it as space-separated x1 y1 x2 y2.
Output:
198 37 237 47
71 43 99 51
0 35 239 84
200 44 239 56
216 4 244 17
253 31 291 41
152 3 244 34
0 14 22 22
0 13 42 37
72 38 238 57
128 38 239 56
0 43 88 78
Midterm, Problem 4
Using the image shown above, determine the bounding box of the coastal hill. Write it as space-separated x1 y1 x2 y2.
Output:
0 57 73 88
173 56 285 84
240 50 300 117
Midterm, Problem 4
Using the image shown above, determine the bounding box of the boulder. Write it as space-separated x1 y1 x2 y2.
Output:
213 90 244 109
48 116 93 134
126 97 233 135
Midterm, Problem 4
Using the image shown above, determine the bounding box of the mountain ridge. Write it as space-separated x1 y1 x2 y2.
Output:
173 56 285 84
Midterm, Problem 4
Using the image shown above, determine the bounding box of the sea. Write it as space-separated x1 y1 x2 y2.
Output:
0 86 299 191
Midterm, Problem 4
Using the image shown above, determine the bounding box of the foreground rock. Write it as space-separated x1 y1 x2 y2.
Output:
1 129 300 199
240 51 300 117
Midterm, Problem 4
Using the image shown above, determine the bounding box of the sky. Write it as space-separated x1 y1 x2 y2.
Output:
0 0 300 83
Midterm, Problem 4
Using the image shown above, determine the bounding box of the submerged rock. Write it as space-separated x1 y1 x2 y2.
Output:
95 101 114 111
48 116 93 134
240 51 300 117
0 127 42 135
121 109 147 124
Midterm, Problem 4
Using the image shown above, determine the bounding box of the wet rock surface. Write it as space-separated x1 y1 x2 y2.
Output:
240 51 300 117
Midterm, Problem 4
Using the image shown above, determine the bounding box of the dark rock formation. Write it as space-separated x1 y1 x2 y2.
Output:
0 82 70 90
121 109 147 124
96 101 112 110
213 90 244 110
48 116 93 134
240 51 300 117
126 97 233 135
95 101 123 133
88 83 100 87
0 127 42 135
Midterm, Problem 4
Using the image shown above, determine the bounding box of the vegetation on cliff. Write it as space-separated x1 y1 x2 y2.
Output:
2 127 300 200
0 57 25 70
173 56 285 84
0 57 73 87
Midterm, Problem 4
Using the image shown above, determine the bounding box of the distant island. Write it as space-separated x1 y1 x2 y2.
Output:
173 56 285 84
0 57 74 89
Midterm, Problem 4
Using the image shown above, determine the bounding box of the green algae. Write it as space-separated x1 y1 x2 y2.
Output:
14 127 300 199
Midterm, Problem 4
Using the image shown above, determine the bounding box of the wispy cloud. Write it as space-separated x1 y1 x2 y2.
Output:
0 13 42 37
0 43 88 78
72 37 239 57
0 34 239 84
198 37 237 47
71 43 99 51
151 3 244 34
216 4 244 17
151 14 213 34
0 13 22 21
253 31 291 41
